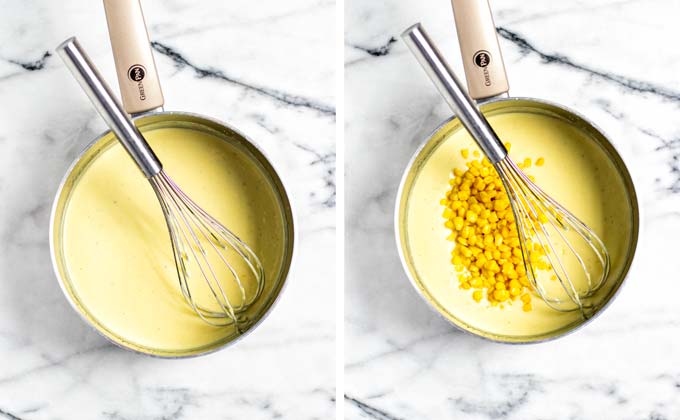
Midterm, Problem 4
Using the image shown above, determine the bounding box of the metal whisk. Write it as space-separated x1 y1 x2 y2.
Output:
57 38 264 328
403 25 610 315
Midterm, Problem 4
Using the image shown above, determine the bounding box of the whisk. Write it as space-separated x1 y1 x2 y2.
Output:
403 24 610 315
57 38 264 328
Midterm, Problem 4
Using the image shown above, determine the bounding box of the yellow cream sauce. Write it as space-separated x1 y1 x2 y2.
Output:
60 126 286 354
402 111 634 340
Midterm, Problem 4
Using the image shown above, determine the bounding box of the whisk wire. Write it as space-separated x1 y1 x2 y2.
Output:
494 157 609 315
150 171 264 327
168 175 264 304
152 174 237 324
151 179 210 321
502 160 584 310
526 178 610 294
509 158 610 294
496 160 581 313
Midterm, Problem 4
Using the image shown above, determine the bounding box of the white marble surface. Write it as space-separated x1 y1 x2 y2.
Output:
345 0 680 418
0 1 334 418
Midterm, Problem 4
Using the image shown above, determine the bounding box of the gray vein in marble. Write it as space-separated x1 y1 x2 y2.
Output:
147 386 192 420
235 331 334 350
0 343 113 386
155 0 334 40
247 111 336 208
15 405 45 416
593 98 626 121
349 37 398 57
0 51 52 81
645 128 680 193
101 386 335 420
345 395 404 420
250 112 281 135
7 51 52 71
582 382 628 405
591 97 680 195
0 408 24 420
150 41 335 116
496 26 680 102
450 374 538 419
345 329 457 369
102 413 129 420
305 225 335 234
499 0 645 25
292 140 336 208
345 37 400 67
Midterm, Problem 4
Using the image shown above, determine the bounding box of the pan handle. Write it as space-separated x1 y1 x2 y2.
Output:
450 0 509 100
102 0 164 114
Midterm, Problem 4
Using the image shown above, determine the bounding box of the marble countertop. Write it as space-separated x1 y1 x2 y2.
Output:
345 0 680 418
0 0 334 418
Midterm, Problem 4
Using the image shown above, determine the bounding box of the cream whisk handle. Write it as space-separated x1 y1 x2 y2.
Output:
57 38 163 178
103 0 164 115
450 0 509 100
402 24 507 163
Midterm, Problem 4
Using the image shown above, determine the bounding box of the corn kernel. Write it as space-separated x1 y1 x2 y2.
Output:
441 153 551 312
494 199 509 211
535 157 545 167
493 289 509 301
472 290 483 302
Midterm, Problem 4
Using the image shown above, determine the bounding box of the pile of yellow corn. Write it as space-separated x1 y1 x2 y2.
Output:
441 145 547 312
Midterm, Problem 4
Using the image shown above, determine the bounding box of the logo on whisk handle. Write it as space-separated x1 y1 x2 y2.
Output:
473 50 492 86
473 50 491 68
127 65 147 101
128 65 146 82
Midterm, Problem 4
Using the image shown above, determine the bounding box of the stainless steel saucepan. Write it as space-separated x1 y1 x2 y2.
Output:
395 0 639 343
50 0 296 357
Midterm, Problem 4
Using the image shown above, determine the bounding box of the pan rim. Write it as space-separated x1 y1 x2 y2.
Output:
49 111 298 358
394 97 642 344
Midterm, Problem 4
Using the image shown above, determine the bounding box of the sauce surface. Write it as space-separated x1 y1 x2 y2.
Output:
402 110 634 340
59 126 286 354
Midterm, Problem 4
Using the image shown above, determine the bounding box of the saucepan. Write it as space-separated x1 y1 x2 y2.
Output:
395 0 639 343
50 0 296 357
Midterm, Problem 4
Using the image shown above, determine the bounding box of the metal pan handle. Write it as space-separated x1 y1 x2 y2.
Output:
102 0 164 114
450 0 509 100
